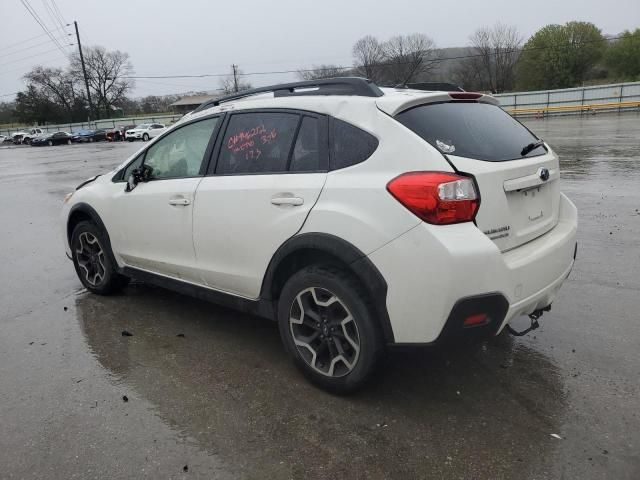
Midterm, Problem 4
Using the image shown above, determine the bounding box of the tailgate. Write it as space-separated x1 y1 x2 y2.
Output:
447 152 560 251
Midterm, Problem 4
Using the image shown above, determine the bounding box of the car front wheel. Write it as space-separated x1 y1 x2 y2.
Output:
142 133 149 141
278 265 383 393
71 221 129 295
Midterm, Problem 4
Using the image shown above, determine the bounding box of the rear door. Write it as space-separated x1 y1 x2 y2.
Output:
193 110 328 298
395 101 559 251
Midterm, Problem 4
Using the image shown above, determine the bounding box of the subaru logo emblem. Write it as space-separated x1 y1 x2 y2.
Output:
539 167 550 181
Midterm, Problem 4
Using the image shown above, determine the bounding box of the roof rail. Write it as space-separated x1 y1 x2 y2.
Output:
385 82 465 92
192 77 383 113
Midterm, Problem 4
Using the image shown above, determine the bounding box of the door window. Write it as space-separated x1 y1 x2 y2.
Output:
216 112 299 174
143 117 218 180
290 116 322 172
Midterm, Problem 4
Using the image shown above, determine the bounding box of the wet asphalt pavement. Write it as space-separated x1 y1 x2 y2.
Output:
0 114 639 479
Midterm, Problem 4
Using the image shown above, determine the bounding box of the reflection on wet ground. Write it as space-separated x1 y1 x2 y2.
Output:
1 115 639 478
76 283 565 479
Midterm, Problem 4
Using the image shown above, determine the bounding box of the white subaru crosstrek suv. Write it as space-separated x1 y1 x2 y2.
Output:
125 123 166 142
61 78 577 392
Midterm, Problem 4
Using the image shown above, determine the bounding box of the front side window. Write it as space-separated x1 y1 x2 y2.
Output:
216 112 299 174
395 102 545 161
143 117 218 179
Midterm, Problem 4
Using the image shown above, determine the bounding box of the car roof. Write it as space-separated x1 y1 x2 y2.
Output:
181 83 499 125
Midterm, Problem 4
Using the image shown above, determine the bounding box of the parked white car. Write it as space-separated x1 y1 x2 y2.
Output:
125 123 166 142
61 78 577 392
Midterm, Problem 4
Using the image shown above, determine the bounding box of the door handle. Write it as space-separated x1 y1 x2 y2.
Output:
168 197 191 206
271 196 304 206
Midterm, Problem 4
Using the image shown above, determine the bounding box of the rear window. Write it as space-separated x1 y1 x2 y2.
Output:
396 102 545 161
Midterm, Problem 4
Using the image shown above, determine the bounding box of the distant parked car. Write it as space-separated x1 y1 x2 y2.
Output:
106 124 136 142
125 123 166 141
30 131 72 146
22 128 45 145
72 129 108 143
0 135 8 143
11 128 46 144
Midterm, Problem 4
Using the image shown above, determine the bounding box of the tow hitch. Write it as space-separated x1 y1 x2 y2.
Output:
506 305 551 337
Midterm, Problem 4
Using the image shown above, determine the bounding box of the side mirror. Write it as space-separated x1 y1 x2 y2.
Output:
124 165 152 192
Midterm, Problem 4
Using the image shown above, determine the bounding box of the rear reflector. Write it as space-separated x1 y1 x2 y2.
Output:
386 172 479 225
449 92 483 100
463 313 488 327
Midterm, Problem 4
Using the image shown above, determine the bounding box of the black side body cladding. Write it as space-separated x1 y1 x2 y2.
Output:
121 267 275 319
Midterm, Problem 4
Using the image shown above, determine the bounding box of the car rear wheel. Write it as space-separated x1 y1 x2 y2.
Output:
71 221 129 295
142 133 149 141
48 140 53 146
277 265 383 393
89 137 94 142
67 139 72 145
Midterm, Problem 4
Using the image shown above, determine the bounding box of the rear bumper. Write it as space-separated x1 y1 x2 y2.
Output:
368 193 578 344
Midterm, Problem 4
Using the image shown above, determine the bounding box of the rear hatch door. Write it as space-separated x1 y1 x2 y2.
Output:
393 98 560 251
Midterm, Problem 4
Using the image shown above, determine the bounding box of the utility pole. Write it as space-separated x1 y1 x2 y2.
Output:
232 64 239 93
74 21 94 121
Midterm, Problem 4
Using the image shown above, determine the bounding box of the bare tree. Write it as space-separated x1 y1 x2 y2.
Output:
70 46 134 118
23 66 79 120
218 66 252 94
381 34 440 85
297 64 345 80
468 24 522 93
352 35 384 81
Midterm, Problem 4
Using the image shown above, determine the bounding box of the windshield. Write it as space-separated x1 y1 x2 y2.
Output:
395 102 546 161
135 124 151 129
75 129 94 135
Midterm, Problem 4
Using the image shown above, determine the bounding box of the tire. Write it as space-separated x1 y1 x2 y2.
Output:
89 137 94 143
48 140 53 146
71 221 129 295
67 139 72 145
142 133 149 142
277 265 383 393
128 138 134 142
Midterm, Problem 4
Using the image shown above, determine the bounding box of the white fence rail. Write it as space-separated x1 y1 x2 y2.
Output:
494 81 640 116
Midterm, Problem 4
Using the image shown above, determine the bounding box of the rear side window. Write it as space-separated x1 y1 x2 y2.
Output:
330 118 378 170
290 116 322 172
396 102 545 161
217 113 299 174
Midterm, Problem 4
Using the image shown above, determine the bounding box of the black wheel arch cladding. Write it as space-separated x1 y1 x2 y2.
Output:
261 232 395 343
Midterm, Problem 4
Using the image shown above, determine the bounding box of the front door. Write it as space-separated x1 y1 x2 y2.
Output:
108 116 220 282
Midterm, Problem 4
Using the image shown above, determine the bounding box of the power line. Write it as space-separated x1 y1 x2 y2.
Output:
0 54 70 76
0 35 73 59
121 34 626 81
0 45 74 69
2 25 70 51
20 0 68 56
45 0 68 34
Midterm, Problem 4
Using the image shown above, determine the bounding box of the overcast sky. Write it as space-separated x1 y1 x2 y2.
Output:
1 0 638 100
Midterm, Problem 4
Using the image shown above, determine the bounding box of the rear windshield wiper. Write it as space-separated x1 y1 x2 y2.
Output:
521 140 546 157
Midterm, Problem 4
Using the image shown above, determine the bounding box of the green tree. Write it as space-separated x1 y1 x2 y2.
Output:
516 22 606 90
605 29 640 79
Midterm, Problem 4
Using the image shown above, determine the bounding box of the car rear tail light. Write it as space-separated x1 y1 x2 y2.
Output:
386 172 479 225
